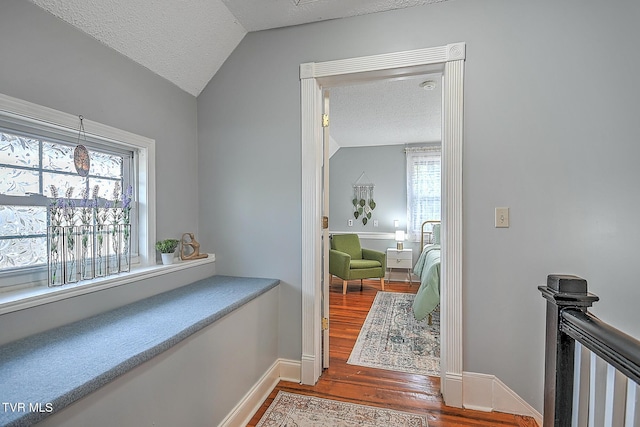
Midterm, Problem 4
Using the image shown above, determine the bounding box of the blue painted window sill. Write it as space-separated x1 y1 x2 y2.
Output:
0 274 279 427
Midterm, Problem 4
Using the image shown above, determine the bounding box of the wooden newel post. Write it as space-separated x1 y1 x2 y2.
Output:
538 275 599 427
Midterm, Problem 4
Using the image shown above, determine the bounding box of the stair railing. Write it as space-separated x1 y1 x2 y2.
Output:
539 274 640 426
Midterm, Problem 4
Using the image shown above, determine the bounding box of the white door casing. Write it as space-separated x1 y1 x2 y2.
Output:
322 90 330 368
300 42 465 407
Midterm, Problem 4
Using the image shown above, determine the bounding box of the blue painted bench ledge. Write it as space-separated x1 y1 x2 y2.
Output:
0 275 280 427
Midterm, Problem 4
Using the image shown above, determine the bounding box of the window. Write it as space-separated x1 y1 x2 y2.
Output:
0 130 134 272
0 92 156 288
406 147 441 239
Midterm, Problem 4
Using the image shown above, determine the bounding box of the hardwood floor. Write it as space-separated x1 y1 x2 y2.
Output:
247 278 537 426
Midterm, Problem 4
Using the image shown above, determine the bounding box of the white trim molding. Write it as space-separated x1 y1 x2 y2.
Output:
300 76 323 385
440 53 464 407
300 42 465 408
463 372 543 426
219 358 301 427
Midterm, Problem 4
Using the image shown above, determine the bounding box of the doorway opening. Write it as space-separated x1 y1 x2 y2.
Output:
325 72 443 377
300 42 465 407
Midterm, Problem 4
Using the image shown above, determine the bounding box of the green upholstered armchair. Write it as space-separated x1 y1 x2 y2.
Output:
329 234 386 294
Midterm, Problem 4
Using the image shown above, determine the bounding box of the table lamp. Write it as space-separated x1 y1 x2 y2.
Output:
395 230 405 250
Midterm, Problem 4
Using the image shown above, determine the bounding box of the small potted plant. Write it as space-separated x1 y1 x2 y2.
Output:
156 239 180 265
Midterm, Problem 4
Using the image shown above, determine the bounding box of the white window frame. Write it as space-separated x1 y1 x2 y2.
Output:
406 146 441 240
0 93 156 289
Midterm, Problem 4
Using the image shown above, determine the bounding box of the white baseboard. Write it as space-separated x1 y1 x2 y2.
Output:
443 371 463 408
300 353 318 385
278 359 302 383
462 371 542 426
218 358 301 427
217 363 543 427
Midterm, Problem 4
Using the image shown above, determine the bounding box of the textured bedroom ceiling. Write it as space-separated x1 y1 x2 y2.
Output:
330 74 442 149
28 0 446 148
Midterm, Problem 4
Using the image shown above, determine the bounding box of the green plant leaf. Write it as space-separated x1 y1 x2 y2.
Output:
362 217 368 225
359 199 366 207
358 207 363 214
366 212 371 219
354 211 359 219
155 239 180 253
369 200 376 210
352 198 358 206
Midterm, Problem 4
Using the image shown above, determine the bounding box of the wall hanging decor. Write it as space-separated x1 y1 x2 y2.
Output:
352 171 376 226
73 115 91 177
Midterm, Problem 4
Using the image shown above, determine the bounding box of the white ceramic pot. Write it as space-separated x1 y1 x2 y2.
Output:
161 253 175 265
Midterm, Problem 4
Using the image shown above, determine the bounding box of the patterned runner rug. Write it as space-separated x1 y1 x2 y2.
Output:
347 292 440 376
256 391 428 426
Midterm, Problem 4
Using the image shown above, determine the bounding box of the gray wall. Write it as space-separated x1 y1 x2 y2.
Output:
0 2 203 339
0 0 198 242
198 0 640 412
329 145 406 233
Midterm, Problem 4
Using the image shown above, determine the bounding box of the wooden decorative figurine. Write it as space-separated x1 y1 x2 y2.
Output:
180 233 208 260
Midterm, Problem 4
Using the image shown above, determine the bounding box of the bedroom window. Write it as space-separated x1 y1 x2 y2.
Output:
406 147 441 239
0 92 155 290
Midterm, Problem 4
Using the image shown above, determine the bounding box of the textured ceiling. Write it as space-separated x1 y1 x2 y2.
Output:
29 0 246 96
29 0 446 96
330 74 442 149
222 0 446 32
28 0 445 149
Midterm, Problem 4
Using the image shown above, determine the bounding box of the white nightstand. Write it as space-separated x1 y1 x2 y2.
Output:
386 248 413 285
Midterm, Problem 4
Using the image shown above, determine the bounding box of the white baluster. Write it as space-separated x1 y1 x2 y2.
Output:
604 364 627 427
625 381 639 427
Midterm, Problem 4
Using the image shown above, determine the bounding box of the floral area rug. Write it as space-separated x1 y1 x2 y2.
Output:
347 292 440 376
256 391 428 426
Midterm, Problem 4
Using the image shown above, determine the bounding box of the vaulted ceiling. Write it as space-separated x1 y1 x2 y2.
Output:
29 0 445 148
29 0 446 96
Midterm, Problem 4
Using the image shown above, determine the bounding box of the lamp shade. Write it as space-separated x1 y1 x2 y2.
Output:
395 230 405 250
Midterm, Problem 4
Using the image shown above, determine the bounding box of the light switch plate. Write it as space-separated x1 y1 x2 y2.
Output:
495 207 509 228
348 219 353 227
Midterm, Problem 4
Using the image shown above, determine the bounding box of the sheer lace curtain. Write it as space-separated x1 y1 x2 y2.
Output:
406 146 441 240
